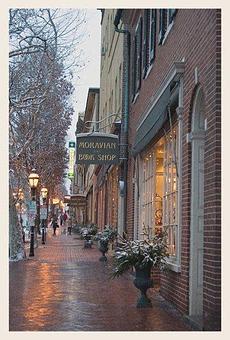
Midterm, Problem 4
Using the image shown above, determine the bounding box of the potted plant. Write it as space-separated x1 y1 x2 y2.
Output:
95 225 117 261
112 230 169 308
80 224 97 248
88 223 98 236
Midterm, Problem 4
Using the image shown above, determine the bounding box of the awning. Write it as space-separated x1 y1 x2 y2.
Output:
132 61 184 156
132 85 171 155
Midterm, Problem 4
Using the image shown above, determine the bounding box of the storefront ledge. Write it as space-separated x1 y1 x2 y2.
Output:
183 315 203 331
167 262 181 273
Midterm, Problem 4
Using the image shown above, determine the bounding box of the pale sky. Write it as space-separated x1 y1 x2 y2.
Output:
65 8 101 192
67 9 101 142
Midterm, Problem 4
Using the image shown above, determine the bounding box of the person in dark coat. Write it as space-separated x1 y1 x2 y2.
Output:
52 215 58 235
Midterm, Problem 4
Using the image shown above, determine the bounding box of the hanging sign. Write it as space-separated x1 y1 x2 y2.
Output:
28 215 35 226
76 132 119 165
29 201 36 214
40 205 48 219
68 141 75 178
28 201 36 225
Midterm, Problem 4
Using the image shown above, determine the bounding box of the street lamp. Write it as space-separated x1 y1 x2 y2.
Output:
28 169 39 199
41 187 48 202
28 169 39 256
41 186 48 244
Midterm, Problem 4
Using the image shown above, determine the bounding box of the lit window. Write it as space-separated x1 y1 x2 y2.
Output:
163 126 178 258
139 124 180 262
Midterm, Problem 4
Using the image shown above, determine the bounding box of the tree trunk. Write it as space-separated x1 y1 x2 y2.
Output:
9 189 26 261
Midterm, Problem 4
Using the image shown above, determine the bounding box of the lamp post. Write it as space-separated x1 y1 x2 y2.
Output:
41 187 48 244
28 169 39 257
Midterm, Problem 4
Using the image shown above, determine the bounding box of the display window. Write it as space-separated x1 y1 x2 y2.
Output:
107 166 119 227
139 124 179 259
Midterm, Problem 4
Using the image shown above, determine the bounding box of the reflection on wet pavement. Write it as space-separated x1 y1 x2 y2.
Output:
9 230 193 331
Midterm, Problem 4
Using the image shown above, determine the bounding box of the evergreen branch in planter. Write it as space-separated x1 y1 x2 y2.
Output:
112 231 169 278
111 231 169 307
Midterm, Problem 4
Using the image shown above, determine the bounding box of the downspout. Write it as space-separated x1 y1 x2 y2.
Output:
114 10 130 235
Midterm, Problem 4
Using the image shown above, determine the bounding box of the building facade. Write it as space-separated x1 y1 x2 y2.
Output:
115 9 221 331
73 89 100 224
96 9 124 232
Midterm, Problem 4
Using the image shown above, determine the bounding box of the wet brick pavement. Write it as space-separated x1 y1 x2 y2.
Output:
9 227 194 331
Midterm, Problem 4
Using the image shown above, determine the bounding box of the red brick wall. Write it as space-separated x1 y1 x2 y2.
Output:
123 9 221 330
202 9 221 331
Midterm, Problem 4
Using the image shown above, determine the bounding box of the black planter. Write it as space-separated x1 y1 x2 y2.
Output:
99 240 109 261
133 264 154 308
84 234 92 248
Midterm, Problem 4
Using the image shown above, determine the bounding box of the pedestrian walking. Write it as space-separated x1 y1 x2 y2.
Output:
68 217 72 235
52 215 58 236
63 211 68 234
63 211 68 223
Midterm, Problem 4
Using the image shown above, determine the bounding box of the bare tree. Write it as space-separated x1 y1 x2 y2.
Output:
9 8 86 260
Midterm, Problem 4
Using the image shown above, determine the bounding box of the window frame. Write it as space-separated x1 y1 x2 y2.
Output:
162 125 179 263
138 120 182 272
158 9 177 45
142 10 148 77
142 9 157 79
132 17 143 101
149 9 157 63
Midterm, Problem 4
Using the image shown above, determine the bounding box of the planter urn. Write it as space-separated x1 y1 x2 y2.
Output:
99 240 109 261
133 264 154 308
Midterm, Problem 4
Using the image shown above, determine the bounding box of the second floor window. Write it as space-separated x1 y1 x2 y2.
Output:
143 9 157 77
159 9 177 44
132 18 142 99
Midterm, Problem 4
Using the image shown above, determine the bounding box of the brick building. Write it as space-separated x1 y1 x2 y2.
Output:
96 9 124 232
114 9 221 331
73 88 99 224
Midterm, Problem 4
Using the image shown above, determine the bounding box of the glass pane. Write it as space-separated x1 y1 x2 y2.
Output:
164 195 169 225
168 164 172 192
168 195 172 224
172 226 176 256
172 165 177 191
172 193 176 223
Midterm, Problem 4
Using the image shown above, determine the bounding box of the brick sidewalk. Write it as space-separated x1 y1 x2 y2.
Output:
9 228 194 331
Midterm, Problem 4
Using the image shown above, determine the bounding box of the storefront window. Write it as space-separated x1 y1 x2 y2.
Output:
107 166 118 227
140 125 179 258
163 127 178 257
141 151 154 239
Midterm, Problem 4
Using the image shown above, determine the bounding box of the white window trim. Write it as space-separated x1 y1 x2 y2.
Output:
167 262 181 272
161 20 174 45
142 9 156 80
149 9 156 61
144 62 153 80
132 91 140 104
132 17 142 101
158 9 175 46
165 88 183 271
